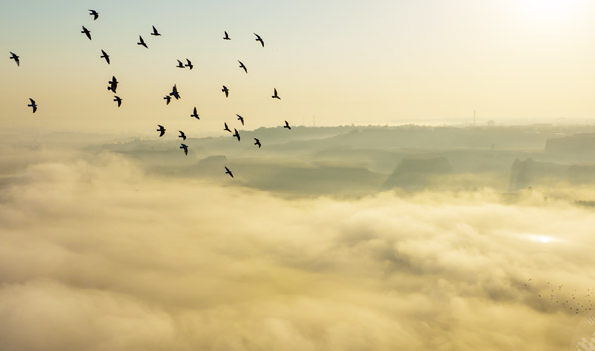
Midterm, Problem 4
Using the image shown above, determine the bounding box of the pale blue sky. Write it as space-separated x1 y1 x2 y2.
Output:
2 0 595 134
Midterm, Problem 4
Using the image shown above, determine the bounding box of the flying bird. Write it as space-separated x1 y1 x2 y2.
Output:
284 120 291 130
9 52 19 66
224 166 234 178
151 25 161 36
89 9 99 20
157 125 166 137
223 31 230 40
238 60 247 73
164 95 171 105
185 59 193 70
176 59 184 68
100 50 110 64
223 122 231 133
81 26 92 40
254 33 264 47
137 35 148 48
107 76 118 93
254 138 261 148
180 143 188 155
113 95 122 107
232 128 240 141
272 88 280 99
170 84 180 99
190 107 199 119
222 85 229 98
179 130 186 141
28 98 37 113
236 114 244 126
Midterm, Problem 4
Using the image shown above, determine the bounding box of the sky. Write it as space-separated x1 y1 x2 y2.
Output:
2 0 595 136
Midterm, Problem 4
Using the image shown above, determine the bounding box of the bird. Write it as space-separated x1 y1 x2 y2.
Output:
284 120 291 130
222 85 229 98
190 107 199 119
238 60 247 73
170 84 180 99
107 76 118 93
232 128 240 141
151 25 161 36
254 33 264 47
164 95 171 105
185 59 193 70
137 35 148 48
223 31 230 40
272 88 280 99
81 26 92 40
179 131 186 141
100 50 110 64
180 143 188 155
9 52 19 66
224 166 234 178
157 125 166 137
89 9 99 20
176 59 184 68
224 122 231 133
236 114 244 126
113 95 122 107
254 138 261 148
28 98 37 113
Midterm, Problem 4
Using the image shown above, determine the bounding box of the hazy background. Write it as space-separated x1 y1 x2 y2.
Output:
3 0 595 135
3 1 595 350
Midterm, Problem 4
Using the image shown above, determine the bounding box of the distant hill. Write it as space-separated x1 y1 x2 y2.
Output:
383 156 452 190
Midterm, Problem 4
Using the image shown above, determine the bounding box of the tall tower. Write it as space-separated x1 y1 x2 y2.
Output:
473 110 476 125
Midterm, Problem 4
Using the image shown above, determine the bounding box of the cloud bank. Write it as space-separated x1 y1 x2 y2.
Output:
0 150 594 351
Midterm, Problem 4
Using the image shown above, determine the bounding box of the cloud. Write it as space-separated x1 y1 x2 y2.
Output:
0 150 593 350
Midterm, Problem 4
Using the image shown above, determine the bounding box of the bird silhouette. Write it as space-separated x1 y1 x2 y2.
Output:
236 114 244 126
272 88 280 99
254 138 261 148
238 60 247 73
185 59 193 70
28 98 37 113
107 76 118 93
180 143 188 155
223 31 230 40
113 96 122 107
9 52 19 66
224 122 231 133
164 95 171 105
254 33 264 47
151 25 161 36
179 130 186 141
222 85 229 98
284 120 291 130
100 50 110 64
137 35 148 48
170 84 180 99
233 128 240 141
81 26 92 40
225 166 234 178
157 125 166 137
176 59 184 68
89 9 98 20
190 107 199 119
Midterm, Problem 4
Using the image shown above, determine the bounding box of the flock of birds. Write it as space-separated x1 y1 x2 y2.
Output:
9 9 293 179
527 279 595 315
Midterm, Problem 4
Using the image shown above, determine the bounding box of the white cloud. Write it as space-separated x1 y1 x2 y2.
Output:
0 151 593 350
